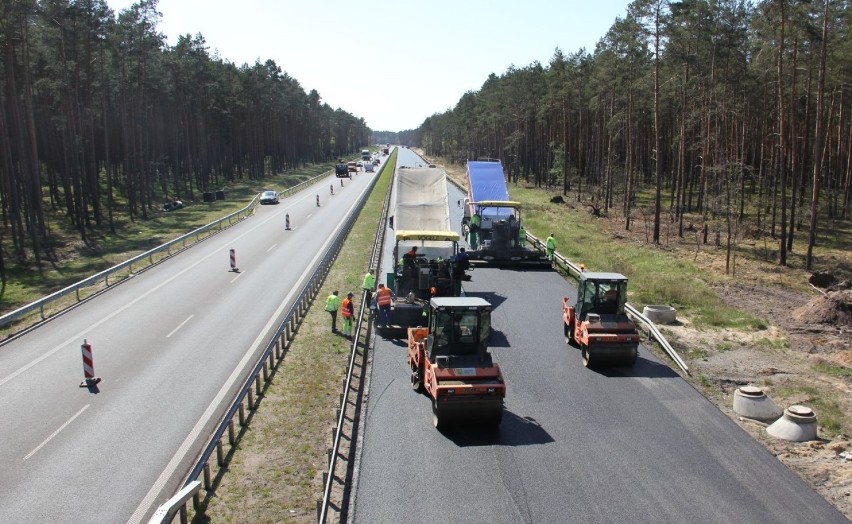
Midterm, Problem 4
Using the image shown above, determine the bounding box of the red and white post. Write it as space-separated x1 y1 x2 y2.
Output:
316 194 320 207
79 339 101 387
330 184 334 195
285 213 291 230
229 248 239 272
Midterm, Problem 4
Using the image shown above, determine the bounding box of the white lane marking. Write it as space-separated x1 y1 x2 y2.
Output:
24 404 90 460
306 213 314 219
230 271 246 283
127 178 367 524
166 316 194 339
266 243 278 253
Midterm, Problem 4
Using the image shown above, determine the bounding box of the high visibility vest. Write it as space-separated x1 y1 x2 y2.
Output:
325 294 340 312
362 273 375 290
546 236 557 250
376 288 392 307
341 298 353 318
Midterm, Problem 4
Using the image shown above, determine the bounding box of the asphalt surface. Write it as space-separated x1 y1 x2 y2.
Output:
351 150 847 523
0 163 380 523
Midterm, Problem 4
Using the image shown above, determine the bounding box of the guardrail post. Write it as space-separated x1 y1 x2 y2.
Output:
203 462 212 490
255 375 261 396
239 402 246 426
263 360 269 382
228 420 235 445
216 439 224 466
247 389 254 410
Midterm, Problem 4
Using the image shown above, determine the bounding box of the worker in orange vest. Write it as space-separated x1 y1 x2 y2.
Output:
341 292 354 338
376 283 394 327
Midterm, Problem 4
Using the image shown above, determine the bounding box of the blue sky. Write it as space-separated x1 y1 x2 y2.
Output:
105 0 631 132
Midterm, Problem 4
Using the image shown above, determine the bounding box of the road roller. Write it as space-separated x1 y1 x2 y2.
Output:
562 272 640 367
408 297 504 429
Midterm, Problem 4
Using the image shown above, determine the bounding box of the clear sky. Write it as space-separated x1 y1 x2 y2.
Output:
105 0 631 132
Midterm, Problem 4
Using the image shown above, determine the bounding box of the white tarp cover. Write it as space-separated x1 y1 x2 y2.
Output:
393 167 451 232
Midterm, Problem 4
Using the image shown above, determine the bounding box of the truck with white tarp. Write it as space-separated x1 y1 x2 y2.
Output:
379 166 464 335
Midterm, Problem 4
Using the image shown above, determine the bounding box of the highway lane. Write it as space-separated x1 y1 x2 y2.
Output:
0 164 379 522
351 151 847 523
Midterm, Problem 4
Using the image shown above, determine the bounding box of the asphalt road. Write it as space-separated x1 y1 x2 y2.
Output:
0 162 380 523
351 151 847 523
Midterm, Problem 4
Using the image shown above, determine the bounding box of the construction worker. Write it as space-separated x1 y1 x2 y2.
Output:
451 247 470 280
325 290 341 333
546 233 557 261
362 268 376 306
341 292 354 337
376 283 394 327
519 224 526 248
469 213 481 250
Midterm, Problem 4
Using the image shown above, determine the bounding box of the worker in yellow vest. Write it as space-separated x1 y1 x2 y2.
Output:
546 233 557 262
325 290 341 333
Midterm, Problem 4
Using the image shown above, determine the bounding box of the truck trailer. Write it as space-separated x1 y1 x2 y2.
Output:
377 166 465 336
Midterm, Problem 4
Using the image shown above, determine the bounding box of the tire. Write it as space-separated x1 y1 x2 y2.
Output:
410 361 424 393
432 397 443 429
582 346 592 368
565 322 576 346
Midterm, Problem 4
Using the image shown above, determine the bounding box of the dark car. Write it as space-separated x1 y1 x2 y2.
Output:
162 200 184 212
260 190 279 205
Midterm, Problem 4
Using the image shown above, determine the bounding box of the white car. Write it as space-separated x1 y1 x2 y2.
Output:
364 162 374 172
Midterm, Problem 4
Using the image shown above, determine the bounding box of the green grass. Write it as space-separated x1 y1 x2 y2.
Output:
812 360 852 378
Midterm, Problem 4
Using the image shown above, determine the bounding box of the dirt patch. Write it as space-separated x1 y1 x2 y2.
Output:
640 259 852 518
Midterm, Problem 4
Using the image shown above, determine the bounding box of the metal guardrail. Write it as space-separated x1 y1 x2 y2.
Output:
147 160 387 523
0 169 337 332
146 481 201 524
317 151 396 523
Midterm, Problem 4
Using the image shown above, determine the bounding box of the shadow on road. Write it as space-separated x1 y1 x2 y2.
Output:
487 328 511 348
441 410 554 447
463 291 508 310
590 356 681 379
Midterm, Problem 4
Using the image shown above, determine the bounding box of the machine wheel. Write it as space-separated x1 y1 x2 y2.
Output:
582 346 593 368
432 398 444 429
564 321 576 346
410 361 424 393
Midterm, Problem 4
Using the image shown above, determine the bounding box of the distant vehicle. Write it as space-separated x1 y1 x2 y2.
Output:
372 159 380 166
356 161 363 167
260 190 279 205
364 162 374 172
382 147 389 155
361 149 370 160
162 200 184 212
335 161 348 177
347 161 358 174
